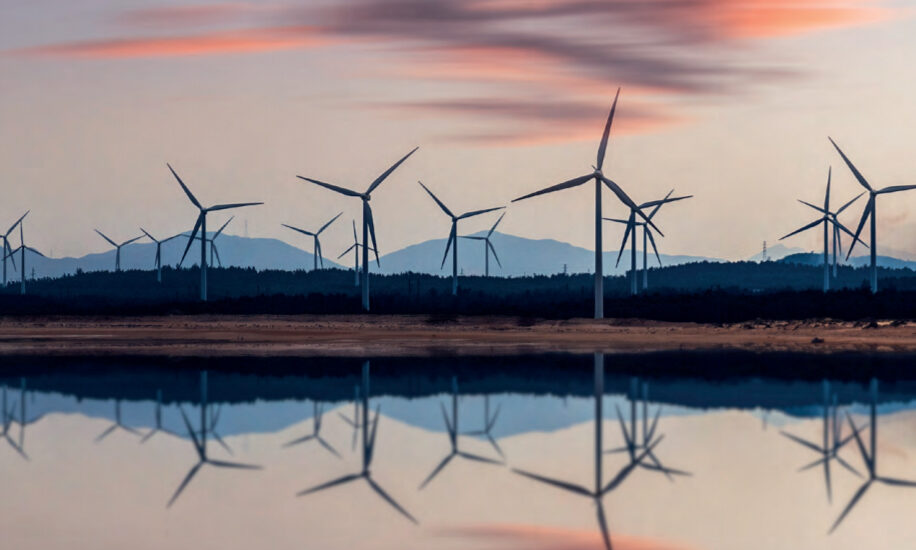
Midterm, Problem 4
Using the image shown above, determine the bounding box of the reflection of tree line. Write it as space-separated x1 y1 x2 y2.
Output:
6 366 915 546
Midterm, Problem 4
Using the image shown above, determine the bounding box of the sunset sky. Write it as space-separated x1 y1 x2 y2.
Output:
2 0 915 261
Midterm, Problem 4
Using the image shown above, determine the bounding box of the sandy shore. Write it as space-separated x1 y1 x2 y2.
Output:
0 315 914 357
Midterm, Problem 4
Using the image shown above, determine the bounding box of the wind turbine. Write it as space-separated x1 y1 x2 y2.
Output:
338 220 374 287
830 138 916 293
140 229 183 283
419 377 503 489
200 216 234 268
780 380 861 504
418 181 504 295
780 168 864 292
282 212 342 271
168 371 262 507
298 147 419 311
168 164 262 301
462 394 504 458
141 389 176 443
608 191 692 294
0 383 27 460
283 401 341 458
512 90 660 318
460 212 506 277
2 211 28 286
339 384 365 450
298 361 417 524
513 354 659 550
94 230 142 272
95 400 141 443
829 379 916 533
6 220 45 295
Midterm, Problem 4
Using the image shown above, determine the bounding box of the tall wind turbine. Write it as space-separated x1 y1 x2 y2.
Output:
140 229 183 283
418 181 504 295
95 230 142 272
168 164 262 301
830 138 916 293
282 212 342 271
338 220 374 287
780 168 864 292
460 212 506 277
6 220 44 295
298 147 419 311
2 212 28 286
512 90 659 318
608 191 692 294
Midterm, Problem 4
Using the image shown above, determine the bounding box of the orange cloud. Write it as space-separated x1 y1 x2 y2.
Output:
440 523 698 550
708 2 891 39
11 26 327 59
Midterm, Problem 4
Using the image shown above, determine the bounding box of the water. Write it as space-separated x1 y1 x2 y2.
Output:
1 352 915 549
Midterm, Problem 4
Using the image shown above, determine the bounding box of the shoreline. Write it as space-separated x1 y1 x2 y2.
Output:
1 315 914 357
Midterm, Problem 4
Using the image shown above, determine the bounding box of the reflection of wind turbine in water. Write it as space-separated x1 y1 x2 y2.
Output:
284 401 341 458
10 378 46 459
1 382 27 460
298 361 417 524
780 380 861 503
462 394 504 458
605 378 690 480
95 400 141 442
419 377 503 489
829 378 916 533
141 389 176 443
513 353 660 550
339 384 364 450
168 371 262 508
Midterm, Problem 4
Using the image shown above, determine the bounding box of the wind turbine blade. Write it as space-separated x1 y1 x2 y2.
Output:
458 206 505 220
26 247 44 258
5 211 29 237
834 455 862 478
419 453 455 489
283 434 316 447
640 194 692 211
488 211 506 237
297 176 361 197
829 138 873 192
207 459 261 470
316 436 341 458
366 204 380 266
296 473 361 497
440 228 454 270
7 243 16 270
167 164 203 209
367 146 419 195
338 244 356 259
845 412 872 472
828 481 871 533
511 468 591 497
877 184 916 195
140 228 157 243
179 406 204 457
603 218 631 224
213 216 234 239
317 212 343 235
596 499 612 550
845 198 873 260
877 476 916 487
179 215 203 267
602 177 663 235
513 174 592 203
646 229 661 266
439 401 454 436
615 217 633 268
836 192 865 215
596 88 621 171
207 202 261 212
460 236 486 240
121 235 144 247
94 424 117 442
798 200 828 215
780 219 823 241
352 220 358 243
317 240 324 268
457 451 503 465
825 166 831 211
94 230 118 248
780 431 823 453
833 219 867 249
418 181 454 218
282 224 315 237
167 462 203 508
366 478 419 524
488 240 502 268
212 244 222 267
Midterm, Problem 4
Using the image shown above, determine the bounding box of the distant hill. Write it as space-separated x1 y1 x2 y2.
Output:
747 243 804 262
376 231 722 277
780 252 916 270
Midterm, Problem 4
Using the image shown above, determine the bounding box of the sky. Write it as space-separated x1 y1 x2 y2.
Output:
2 0 916 261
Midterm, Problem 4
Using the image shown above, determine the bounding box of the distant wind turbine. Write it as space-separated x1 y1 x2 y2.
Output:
282 212 342 271
2 211 28 286
283 402 341 458
6 219 44 295
418 181 504 295
168 164 262 301
512 90 660 318
338 220 374 287
608 190 692 294
779 167 864 292
460 212 506 277
140 229 183 283
298 147 419 311
141 389 176 443
95 230 142 272
830 138 916 293
95 400 141 443
195 216 234 268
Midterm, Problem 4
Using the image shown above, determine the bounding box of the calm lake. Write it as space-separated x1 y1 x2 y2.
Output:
2 352 915 550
